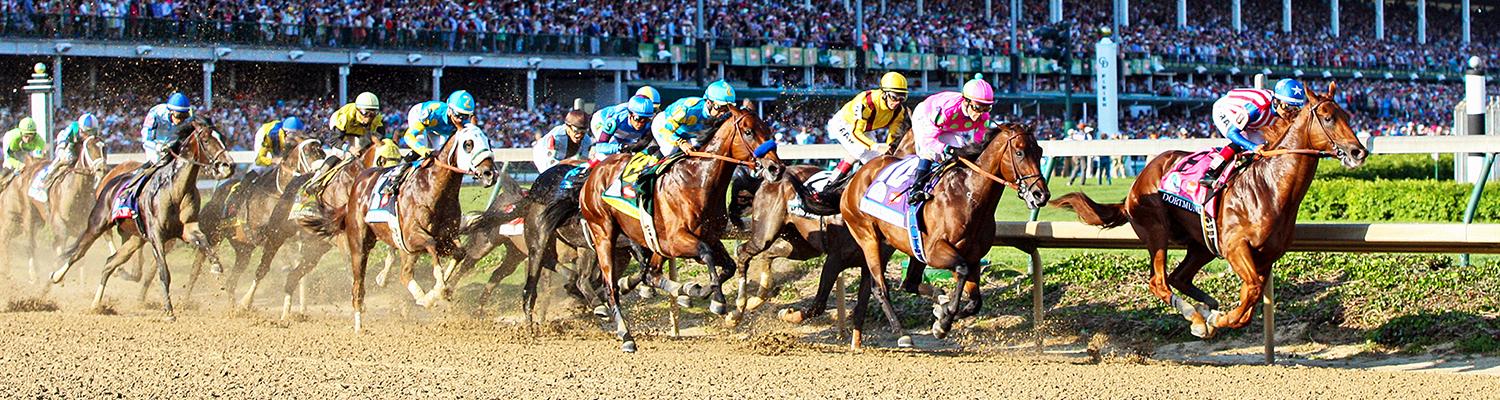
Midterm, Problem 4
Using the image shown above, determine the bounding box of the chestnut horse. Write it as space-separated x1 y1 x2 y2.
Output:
298 125 497 332
546 107 781 352
821 123 1048 349
49 117 235 318
1051 83 1367 338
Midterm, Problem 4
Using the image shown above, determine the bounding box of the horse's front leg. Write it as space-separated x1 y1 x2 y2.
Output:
698 239 736 316
1207 243 1270 338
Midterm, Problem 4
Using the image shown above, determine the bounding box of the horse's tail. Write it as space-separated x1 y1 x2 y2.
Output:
785 173 842 216
1049 192 1129 228
462 198 530 236
296 204 345 238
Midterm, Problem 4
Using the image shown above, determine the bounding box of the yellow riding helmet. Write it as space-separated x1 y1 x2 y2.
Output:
18 117 37 134
376 139 402 160
879 72 909 94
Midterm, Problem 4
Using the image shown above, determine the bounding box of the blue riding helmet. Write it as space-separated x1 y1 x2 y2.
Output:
626 96 655 118
446 90 477 115
77 113 99 131
282 116 305 131
166 92 191 112
704 80 736 104
1273 79 1307 108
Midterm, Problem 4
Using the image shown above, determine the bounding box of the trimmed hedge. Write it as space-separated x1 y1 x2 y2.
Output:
1301 178 1500 222
1317 154 1454 181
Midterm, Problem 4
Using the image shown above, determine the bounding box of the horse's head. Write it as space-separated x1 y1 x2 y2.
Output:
1291 82 1368 168
713 107 784 179
288 138 327 175
974 123 1050 209
443 125 498 187
180 116 235 179
79 134 108 175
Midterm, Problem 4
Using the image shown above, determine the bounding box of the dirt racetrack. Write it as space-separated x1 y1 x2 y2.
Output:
3 305 1498 399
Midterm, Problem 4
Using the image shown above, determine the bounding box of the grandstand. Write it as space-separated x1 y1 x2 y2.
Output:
0 0 1494 150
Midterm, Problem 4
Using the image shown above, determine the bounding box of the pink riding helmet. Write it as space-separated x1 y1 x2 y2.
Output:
962 79 995 105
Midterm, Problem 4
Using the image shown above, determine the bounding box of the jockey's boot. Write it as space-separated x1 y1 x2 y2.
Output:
907 159 936 205
381 154 421 196
810 160 854 205
1199 146 1240 189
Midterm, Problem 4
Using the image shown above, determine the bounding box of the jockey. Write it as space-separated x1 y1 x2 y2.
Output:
382 90 477 195
587 95 656 161
651 80 736 158
0 117 44 188
532 110 594 171
40 113 100 190
826 72 910 185
251 116 305 172
300 92 388 201
635 86 662 113
118 93 192 214
327 92 386 155
907 77 994 204
1201 78 1306 186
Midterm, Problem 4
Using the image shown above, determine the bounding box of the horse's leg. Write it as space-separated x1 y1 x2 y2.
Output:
92 235 144 311
374 251 396 287
239 239 285 310
1208 244 1269 336
146 237 176 320
417 247 458 307
349 231 374 333
222 243 253 301
697 239 735 316
479 242 523 306
136 255 156 303
1168 245 1221 309
282 239 329 320
590 221 636 353
395 253 424 305
956 278 983 319
850 260 874 351
1131 209 1206 330
863 245 910 347
781 253 845 324
50 213 110 284
521 234 558 326
920 240 973 339
184 252 206 298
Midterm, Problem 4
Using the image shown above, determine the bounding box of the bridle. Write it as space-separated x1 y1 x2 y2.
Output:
167 124 230 169
681 111 766 169
1254 97 1342 159
956 130 1042 195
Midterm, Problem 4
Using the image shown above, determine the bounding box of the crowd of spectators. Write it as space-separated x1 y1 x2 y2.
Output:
2 0 1494 73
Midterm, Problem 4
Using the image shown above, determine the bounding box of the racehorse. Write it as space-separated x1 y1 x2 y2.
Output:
1051 82 1367 338
0 134 107 284
49 116 235 319
298 125 497 332
814 122 1048 349
545 107 781 352
188 139 325 310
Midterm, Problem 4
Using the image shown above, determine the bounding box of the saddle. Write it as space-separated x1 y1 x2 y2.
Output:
856 156 957 263
1158 149 1252 256
602 151 687 220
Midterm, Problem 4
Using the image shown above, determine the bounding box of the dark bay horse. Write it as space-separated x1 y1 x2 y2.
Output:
823 123 1048 349
298 125 497 332
1051 82 1367 338
548 107 781 352
733 164 861 324
49 117 235 318
190 139 325 310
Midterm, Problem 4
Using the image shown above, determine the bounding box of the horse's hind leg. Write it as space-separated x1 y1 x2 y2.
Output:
240 240 286 310
374 251 397 287
589 222 636 353
862 245 910 347
136 256 155 303
477 240 523 306
92 235 145 311
1168 245 1221 309
780 253 847 324
51 215 111 284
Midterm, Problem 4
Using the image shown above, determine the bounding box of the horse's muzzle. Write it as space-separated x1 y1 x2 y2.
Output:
213 162 235 179
1338 145 1368 169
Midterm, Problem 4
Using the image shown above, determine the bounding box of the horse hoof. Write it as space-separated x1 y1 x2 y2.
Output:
621 341 637 353
675 295 691 308
744 296 765 311
897 335 914 348
709 300 728 316
592 306 609 319
210 264 224 275
1190 322 1211 339
682 282 706 298
637 285 655 299
778 309 806 324
932 321 949 339
163 315 177 322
